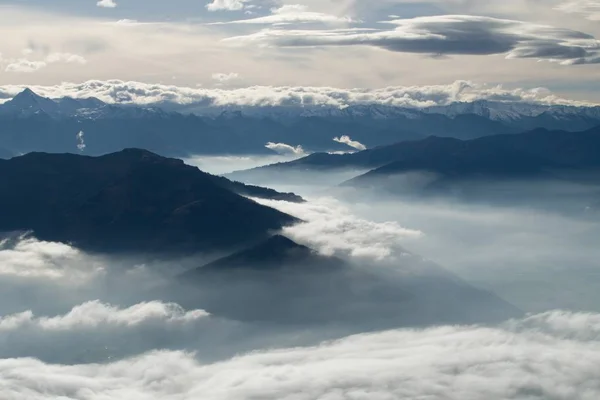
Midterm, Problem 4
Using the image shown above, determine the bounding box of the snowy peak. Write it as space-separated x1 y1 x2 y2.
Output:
423 100 600 122
4 88 62 117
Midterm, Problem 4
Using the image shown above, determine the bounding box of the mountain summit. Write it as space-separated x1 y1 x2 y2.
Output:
0 149 300 253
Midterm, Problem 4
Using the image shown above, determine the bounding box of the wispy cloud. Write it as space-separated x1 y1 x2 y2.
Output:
0 79 593 108
3 52 86 73
555 0 600 20
211 4 354 25
225 14 600 65
211 72 240 82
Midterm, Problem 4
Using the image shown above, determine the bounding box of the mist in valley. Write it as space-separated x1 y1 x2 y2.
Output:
0 154 599 399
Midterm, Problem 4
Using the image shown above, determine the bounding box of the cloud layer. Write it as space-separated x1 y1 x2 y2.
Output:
556 0 600 20
0 79 593 108
2 310 600 399
226 14 600 65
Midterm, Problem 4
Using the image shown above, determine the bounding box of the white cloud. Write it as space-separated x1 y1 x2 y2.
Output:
0 300 220 363
0 301 208 332
333 135 366 151
2 310 600 399
225 14 600 65
254 196 423 259
4 59 46 73
0 79 593 108
212 4 354 25
206 0 249 11
97 0 117 8
555 0 600 20
211 72 240 82
3 52 86 73
45 53 87 65
0 235 102 281
265 142 306 155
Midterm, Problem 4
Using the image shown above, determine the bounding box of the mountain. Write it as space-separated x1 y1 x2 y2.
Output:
0 149 301 253
182 235 342 276
235 126 600 179
1 89 600 158
168 235 520 326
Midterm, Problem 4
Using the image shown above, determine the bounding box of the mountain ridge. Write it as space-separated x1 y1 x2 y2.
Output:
0 149 301 254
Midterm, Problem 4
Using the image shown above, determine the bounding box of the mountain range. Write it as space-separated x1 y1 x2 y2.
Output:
0 146 521 327
1 89 600 157
0 149 302 253
230 126 600 209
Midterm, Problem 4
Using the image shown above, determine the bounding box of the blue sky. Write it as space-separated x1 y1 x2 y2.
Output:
0 0 599 103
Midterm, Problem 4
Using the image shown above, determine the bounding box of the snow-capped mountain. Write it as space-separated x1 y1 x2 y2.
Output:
0 89 168 120
423 100 600 122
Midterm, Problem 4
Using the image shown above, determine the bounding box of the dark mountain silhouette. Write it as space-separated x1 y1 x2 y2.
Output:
168 235 520 326
235 126 600 182
344 127 600 189
182 235 343 277
2 89 600 158
0 149 301 253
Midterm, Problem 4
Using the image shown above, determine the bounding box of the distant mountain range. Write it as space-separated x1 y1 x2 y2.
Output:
231 126 600 209
0 149 302 253
1 89 600 157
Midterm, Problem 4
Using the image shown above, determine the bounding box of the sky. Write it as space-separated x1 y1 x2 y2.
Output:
0 0 600 103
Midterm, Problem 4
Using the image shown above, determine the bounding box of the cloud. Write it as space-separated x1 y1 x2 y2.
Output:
4 59 46 73
212 4 354 25
265 142 306 155
2 310 600 399
0 79 593 108
211 72 240 82
555 0 600 20
333 135 367 151
206 0 250 11
0 234 102 282
97 0 117 8
0 300 219 363
2 52 87 73
0 301 209 332
76 131 86 152
45 53 87 65
225 14 600 65
254 197 423 259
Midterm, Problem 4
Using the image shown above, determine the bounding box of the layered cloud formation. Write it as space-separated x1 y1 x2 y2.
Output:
212 4 354 25
0 79 592 107
226 14 600 65
2 310 600 399
556 0 600 20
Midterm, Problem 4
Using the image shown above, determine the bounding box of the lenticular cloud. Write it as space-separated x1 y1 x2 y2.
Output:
1 310 600 399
